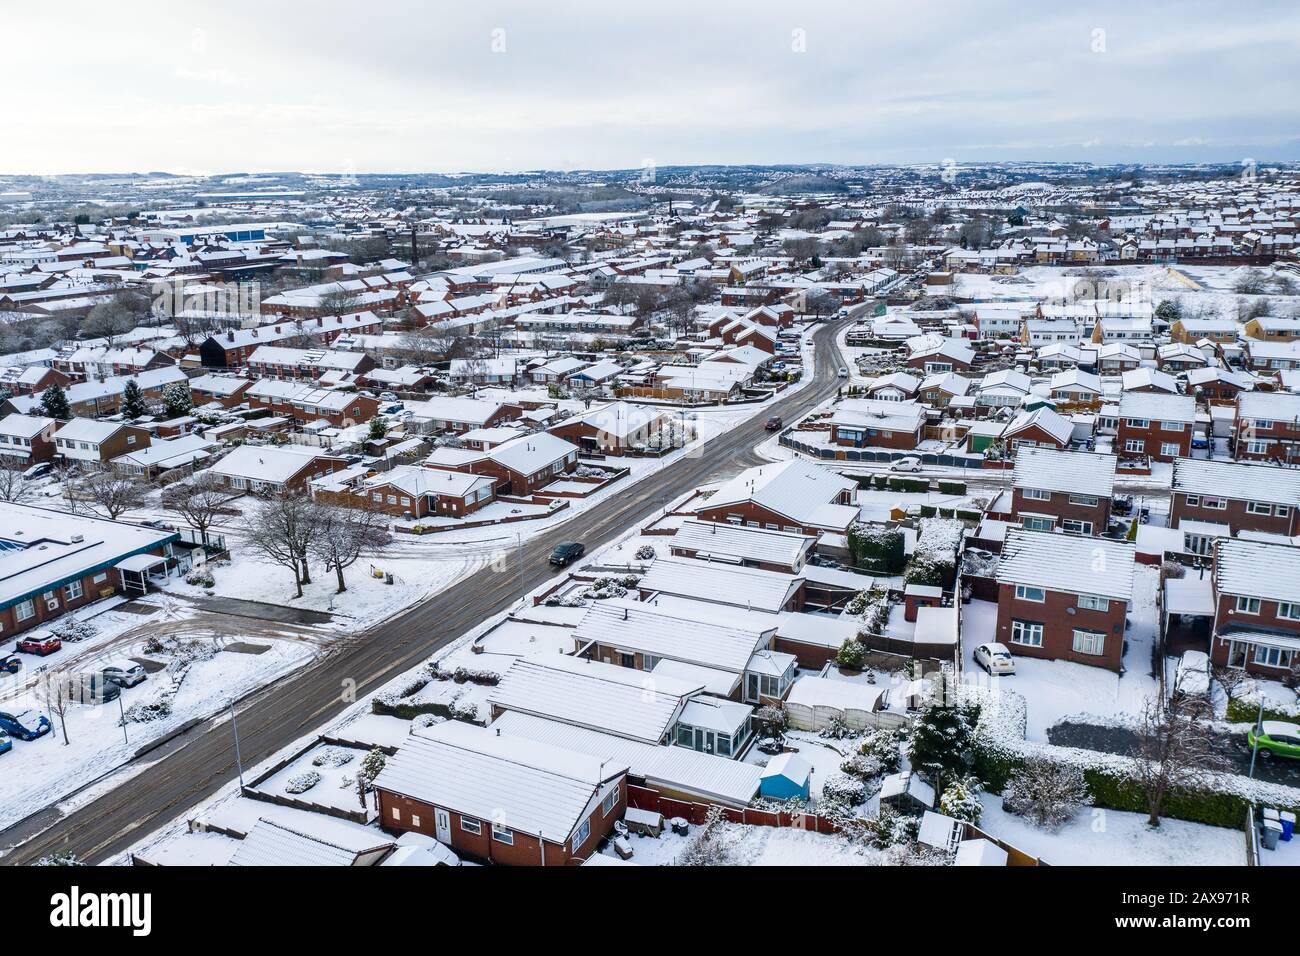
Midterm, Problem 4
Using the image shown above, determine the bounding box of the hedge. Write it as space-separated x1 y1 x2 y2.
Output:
937 480 967 495
888 477 930 493
974 737 1298 830
1226 695 1299 724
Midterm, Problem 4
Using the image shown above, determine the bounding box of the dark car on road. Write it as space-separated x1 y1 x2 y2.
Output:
549 542 585 567
765 416 782 431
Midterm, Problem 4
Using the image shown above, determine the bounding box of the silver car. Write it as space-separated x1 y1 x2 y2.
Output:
974 642 1016 676
103 662 148 688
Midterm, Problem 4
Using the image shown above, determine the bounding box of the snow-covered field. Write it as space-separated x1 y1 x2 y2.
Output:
597 820 881 866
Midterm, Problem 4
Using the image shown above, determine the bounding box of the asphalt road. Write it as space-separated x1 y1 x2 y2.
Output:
0 319 849 865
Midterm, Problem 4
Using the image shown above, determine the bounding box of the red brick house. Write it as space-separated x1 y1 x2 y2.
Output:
245 380 381 428
1002 406 1074 453
0 413 57 465
994 529 1135 672
1170 458 1300 539
463 432 580 496
1209 539 1300 677
695 459 859 536
372 721 627 866
1011 446 1116 536
1116 392 1195 462
829 399 925 450
1233 392 1300 464
317 464 495 520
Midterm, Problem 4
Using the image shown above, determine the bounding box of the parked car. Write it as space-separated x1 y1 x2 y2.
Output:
974 642 1016 675
102 662 148 689
1191 435 1210 450
1112 495 1134 516
0 709 51 741
1248 721 1300 760
0 655 21 676
890 456 923 473
22 462 51 480
16 633 61 656
837 366 849 378
548 542 586 567
0 729 10 755
765 416 783 431
379 391 399 402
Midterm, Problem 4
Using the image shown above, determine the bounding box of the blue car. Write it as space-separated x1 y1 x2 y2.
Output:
0 729 10 755
0 709 51 741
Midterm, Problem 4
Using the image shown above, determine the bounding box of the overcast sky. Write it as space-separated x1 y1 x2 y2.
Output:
4 0 1298 175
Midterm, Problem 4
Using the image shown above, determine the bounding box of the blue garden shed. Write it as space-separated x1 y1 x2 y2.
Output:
758 752 812 801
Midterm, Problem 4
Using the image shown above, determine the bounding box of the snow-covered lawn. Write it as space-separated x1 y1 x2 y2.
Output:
599 821 881 866
979 794 1246 866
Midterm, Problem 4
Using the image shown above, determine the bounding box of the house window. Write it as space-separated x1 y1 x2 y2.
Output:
15 599 34 621
1072 629 1106 656
1078 594 1109 612
601 789 617 816
1022 516 1053 531
1160 443 1181 457
1246 502 1273 516
391 806 401 821
1022 488 1051 501
642 654 660 671
1060 519 1092 535
1124 439 1145 454
1254 645 1294 669
1235 596 1261 615
65 581 83 601
573 819 591 849
1184 495 1200 507
1010 619 1044 647
491 822 514 845
1161 422 1185 432
411 815 421 828
1279 603 1300 622
93 573 108 584
1014 584 1046 602
1125 418 1150 428
1201 496 1227 510
461 817 482 835
1068 494 1098 507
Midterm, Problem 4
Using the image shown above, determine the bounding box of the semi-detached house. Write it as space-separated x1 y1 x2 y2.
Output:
994 528 1135 672
1011 446 1116 536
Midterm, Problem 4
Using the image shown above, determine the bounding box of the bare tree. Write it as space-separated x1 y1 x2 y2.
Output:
239 490 322 598
396 323 473 365
311 502 392 593
1133 688 1233 827
82 466 150 520
168 473 229 545
82 290 150 345
0 461 33 503
36 674 73 746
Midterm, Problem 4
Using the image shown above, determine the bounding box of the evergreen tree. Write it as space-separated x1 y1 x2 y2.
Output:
907 697 981 793
120 379 148 419
38 382 71 420
367 416 388 441
161 381 192 418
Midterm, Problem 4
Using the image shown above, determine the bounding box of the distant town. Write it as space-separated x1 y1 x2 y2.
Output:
0 158 1298 874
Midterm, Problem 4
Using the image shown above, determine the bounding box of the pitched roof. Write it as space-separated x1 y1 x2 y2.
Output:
1012 446 1116 498
372 720 625 841
1173 457 1300 506
704 459 856 528
997 528 1135 601
572 598 771 674
671 518 815 566
638 556 802 613
1214 538 1300 603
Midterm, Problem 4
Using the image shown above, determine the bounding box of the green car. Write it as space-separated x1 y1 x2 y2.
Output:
1248 721 1300 760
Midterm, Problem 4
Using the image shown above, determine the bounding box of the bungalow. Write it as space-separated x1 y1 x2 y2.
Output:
1209 539 1300 678
318 464 495 520
529 357 590 385
1048 368 1103 406
1170 458 1300 539
1121 367 1180 395
547 401 672 454
463 431 579 496
917 372 970 408
905 337 975 375
206 444 350 493
865 372 920 403
695 459 859 536
668 519 816 574
638 556 805 613
372 720 626 866
1186 366 1251 405
995 528 1135 672
404 396 523 435
188 374 254 409
111 433 215 479
1002 406 1075 453
1011 446 1116 536
829 398 926 450
0 500 180 637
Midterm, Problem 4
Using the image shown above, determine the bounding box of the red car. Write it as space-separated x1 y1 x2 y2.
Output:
16 634 61 656
765 416 783 431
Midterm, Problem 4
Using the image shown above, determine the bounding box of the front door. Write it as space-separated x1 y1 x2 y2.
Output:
434 807 451 843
